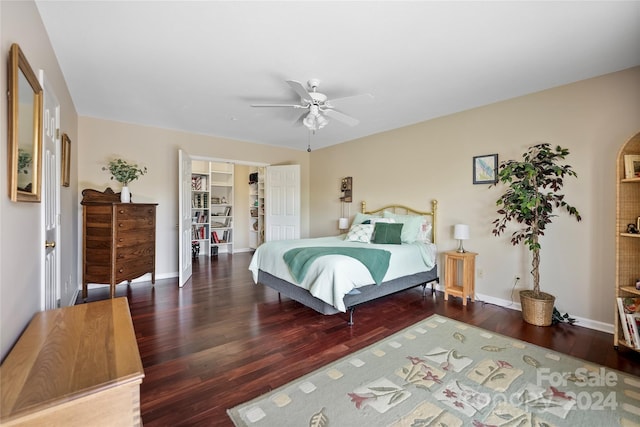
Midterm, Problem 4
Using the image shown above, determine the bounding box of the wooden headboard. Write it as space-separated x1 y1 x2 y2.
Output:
361 200 438 244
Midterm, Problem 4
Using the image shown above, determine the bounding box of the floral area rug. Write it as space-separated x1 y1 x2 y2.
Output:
228 314 640 427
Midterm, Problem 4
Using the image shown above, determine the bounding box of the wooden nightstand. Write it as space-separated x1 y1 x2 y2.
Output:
443 251 477 306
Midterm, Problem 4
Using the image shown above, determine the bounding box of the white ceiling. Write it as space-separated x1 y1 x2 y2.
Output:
35 1 640 151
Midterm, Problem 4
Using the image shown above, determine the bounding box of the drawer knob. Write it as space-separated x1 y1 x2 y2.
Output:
119 238 124 242
119 223 123 227
119 268 124 273
119 210 124 214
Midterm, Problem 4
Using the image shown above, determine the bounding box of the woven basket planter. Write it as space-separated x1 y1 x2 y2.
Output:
520 290 555 326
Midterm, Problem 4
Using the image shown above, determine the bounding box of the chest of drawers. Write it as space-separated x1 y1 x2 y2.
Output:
81 188 157 299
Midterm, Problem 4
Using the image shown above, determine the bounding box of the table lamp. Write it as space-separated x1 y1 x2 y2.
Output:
454 224 469 253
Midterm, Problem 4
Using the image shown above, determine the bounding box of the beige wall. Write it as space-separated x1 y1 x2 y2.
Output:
78 117 310 279
2 1 637 362
1 0 79 360
310 66 640 329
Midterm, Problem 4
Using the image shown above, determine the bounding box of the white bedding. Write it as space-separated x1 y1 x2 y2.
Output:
249 236 437 312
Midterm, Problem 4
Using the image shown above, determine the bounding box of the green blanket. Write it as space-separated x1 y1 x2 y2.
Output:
283 247 391 285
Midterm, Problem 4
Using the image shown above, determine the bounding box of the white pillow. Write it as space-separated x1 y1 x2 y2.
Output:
345 223 374 243
417 217 433 243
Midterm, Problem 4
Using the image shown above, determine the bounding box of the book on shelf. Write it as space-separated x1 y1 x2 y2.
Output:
191 225 206 240
626 313 640 349
212 231 219 243
191 176 201 191
617 297 640 347
617 297 633 346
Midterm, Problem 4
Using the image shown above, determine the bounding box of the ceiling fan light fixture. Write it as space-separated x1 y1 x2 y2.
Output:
303 113 317 130
316 114 328 129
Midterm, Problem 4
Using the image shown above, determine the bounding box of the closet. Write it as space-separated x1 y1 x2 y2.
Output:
184 156 300 262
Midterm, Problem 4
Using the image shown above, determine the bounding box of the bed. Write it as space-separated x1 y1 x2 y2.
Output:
249 200 439 324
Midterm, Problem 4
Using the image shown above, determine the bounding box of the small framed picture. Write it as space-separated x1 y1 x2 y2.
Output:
624 154 640 179
61 133 71 187
473 154 498 184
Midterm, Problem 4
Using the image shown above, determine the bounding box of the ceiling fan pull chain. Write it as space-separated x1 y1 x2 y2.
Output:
307 130 313 152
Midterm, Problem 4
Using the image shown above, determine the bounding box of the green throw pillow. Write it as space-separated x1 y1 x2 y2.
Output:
383 212 423 243
372 222 403 244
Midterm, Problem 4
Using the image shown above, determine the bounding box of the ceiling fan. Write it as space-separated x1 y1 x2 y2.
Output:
251 79 373 131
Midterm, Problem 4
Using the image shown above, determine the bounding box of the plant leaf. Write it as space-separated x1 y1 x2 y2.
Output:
309 408 329 427
481 345 506 352
523 355 542 368
453 332 466 343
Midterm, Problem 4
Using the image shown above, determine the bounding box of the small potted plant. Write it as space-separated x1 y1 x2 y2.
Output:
17 148 33 191
103 158 147 203
492 143 581 326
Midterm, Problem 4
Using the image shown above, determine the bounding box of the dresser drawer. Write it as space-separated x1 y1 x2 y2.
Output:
115 205 155 219
115 216 155 231
115 259 154 283
114 229 155 247
115 243 155 261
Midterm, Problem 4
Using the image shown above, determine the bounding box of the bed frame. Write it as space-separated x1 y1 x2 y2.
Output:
257 200 440 325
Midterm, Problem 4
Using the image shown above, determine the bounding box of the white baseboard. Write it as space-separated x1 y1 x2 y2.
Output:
431 283 614 334
473 292 614 334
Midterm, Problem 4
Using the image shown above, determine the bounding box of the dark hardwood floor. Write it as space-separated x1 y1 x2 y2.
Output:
78 252 640 426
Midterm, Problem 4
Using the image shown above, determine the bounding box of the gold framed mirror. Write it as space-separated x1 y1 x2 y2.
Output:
8 43 43 202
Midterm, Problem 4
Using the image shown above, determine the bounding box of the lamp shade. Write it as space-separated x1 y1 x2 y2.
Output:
453 224 470 240
338 217 349 230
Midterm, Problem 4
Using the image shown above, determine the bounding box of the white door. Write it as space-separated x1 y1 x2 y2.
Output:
178 149 193 287
265 165 300 241
39 71 60 310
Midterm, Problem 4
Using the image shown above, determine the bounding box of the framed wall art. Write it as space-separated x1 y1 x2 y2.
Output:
61 133 71 187
624 154 640 179
473 154 498 184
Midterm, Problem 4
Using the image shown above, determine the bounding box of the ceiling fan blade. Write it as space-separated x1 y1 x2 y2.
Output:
323 109 359 126
286 80 313 103
325 93 374 109
251 103 305 108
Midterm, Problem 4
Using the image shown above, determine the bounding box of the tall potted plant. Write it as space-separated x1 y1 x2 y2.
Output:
103 158 147 203
492 143 581 326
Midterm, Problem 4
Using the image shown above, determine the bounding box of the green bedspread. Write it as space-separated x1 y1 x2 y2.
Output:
283 247 391 285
